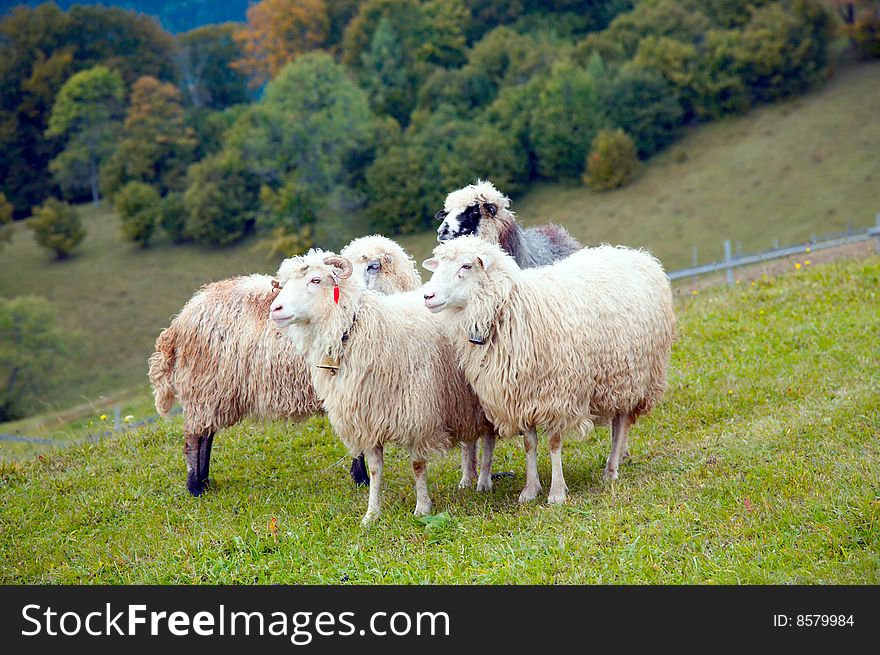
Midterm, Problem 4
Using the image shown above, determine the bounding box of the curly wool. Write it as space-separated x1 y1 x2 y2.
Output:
278 250 491 462
429 237 675 438
443 180 582 268
341 234 422 294
148 275 320 434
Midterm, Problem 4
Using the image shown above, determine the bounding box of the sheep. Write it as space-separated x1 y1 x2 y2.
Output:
148 235 421 497
339 235 422 485
435 179 582 267
270 250 496 524
422 236 675 505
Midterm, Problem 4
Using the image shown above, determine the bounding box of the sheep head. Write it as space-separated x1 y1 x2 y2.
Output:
341 235 422 294
271 250 357 329
436 179 511 243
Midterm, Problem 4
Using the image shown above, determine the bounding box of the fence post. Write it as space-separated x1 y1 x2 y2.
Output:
875 213 880 253
772 238 780 250
114 405 121 431
723 239 734 286
691 246 698 267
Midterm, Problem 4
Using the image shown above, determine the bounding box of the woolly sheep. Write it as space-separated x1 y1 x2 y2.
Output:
422 236 675 504
435 180 582 267
270 250 496 524
148 236 420 497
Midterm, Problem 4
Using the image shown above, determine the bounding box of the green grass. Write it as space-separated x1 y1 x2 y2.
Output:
399 61 880 267
1 256 878 584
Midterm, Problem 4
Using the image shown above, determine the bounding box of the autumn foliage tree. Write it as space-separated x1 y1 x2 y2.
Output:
101 75 195 197
232 0 330 85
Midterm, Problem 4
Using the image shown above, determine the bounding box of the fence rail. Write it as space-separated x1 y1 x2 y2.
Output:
667 214 880 285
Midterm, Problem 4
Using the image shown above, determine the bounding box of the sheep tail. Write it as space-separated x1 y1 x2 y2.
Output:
148 327 177 416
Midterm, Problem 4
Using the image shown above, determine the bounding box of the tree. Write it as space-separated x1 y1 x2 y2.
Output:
529 61 602 179
0 295 71 421
232 0 331 85
599 67 683 157
360 17 412 123
46 66 125 203
0 3 177 214
115 181 161 247
176 23 251 109
584 128 639 190
832 1 880 58
0 192 13 251
101 76 195 197
28 198 85 259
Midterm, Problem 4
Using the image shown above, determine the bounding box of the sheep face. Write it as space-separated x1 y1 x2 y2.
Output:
436 203 485 242
436 179 509 243
421 251 492 314
341 235 422 294
271 255 353 328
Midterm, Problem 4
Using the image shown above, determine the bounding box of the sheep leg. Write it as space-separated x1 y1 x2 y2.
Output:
604 413 631 481
198 431 215 490
458 441 478 488
184 429 208 496
350 453 370 487
411 459 432 516
362 445 384 525
547 433 568 504
476 434 496 492
518 428 542 503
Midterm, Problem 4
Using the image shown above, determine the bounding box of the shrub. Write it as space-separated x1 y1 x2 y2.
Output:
584 128 639 191
0 296 70 421
184 153 258 246
159 192 188 243
115 182 161 247
28 198 85 259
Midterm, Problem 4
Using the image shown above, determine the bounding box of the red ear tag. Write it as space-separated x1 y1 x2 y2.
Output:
333 285 340 304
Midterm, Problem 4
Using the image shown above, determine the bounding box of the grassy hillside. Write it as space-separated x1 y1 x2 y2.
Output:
1 256 877 584
1 61 878 430
400 61 880 266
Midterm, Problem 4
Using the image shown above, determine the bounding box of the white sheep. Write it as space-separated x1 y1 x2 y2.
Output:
270 250 496 524
148 235 421 496
422 236 675 504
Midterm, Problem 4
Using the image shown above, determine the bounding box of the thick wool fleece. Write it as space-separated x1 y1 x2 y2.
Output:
444 180 582 268
149 275 320 433
341 234 422 294
278 251 492 462
430 238 675 438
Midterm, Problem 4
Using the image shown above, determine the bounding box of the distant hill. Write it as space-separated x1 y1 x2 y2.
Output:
0 1 249 32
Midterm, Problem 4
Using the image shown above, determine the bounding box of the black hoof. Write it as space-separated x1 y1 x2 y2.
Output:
350 454 370 486
186 478 207 496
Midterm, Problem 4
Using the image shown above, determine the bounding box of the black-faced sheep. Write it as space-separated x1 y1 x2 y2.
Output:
270 250 496 524
435 180 582 267
422 236 675 504
148 236 421 497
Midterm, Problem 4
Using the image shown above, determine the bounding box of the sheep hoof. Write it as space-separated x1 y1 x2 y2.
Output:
457 477 474 489
476 476 493 493
518 484 541 503
547 487 568 505
361 512 379 526
413 503 432 517
602 468 619 482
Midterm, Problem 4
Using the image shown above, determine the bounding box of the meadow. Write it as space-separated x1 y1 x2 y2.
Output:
2 256 877 584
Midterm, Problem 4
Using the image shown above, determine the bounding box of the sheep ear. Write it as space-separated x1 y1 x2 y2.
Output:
476 255 492 271
383 253 394 265
482 202 497 217
422 258 439 272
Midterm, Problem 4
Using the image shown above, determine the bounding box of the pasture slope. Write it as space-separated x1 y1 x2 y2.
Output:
1 256 878 584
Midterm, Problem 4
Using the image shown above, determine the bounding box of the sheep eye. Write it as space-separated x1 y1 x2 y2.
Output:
367 263 380 271
460 263 472 271
310 277 321 285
